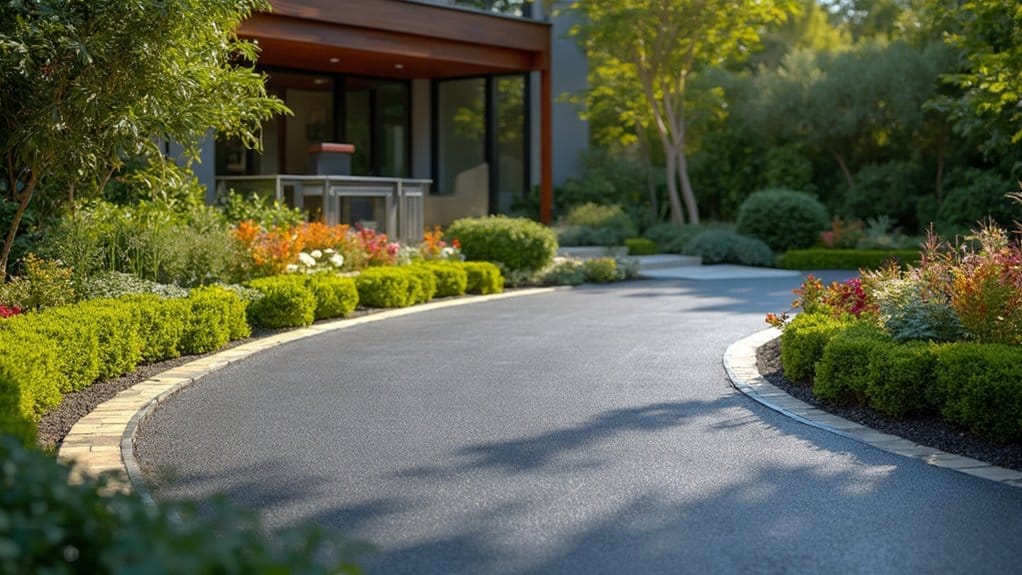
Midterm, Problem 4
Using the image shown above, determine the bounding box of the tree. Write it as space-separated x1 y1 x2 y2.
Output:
566 0 797 225
0 0 287 280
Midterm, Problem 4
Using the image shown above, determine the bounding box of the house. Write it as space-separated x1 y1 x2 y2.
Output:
203 0 587 239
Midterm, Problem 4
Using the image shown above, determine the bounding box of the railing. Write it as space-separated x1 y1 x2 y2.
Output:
215 175 430 244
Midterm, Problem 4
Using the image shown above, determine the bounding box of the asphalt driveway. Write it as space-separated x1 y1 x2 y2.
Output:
135 275 1022 574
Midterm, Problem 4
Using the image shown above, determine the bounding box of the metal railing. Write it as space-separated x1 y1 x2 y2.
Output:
215 175 430 244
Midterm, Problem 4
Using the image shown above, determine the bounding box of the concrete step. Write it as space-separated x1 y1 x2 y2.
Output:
632 254 702 270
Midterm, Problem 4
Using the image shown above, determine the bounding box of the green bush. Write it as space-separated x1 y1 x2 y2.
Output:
556 225 626 247
306 275 359 320
625 237 658 255
0 437 365 574
933 343 1022 442
79 271 189 300
357 267 414 308
71 300 143 380
936 169 1017 239
404 266 437 305
842 162 924 233
447 216 557 273
559 203 636 246
736 189 829 252
540 259 586 286
0 328 62 437
865 341 939 417
683 230 775 266
459 261 504 295
780 312 851 383
0 254 77 311
2 310 99 393
777 249 919 271
181 286 247 354
246 276 317 329
813 325 890 405
122 295 191 362
418 263 468 298
582 258 619 283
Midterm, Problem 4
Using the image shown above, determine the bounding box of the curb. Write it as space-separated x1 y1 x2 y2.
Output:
58 287 561 499
724 327 1022 489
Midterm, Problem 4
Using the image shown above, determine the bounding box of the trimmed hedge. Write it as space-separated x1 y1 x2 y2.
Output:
625 237 658 255
123 295 191 362
865 342 939 417
683 230 775 267
404 266 437 305
460 261 504 295
777 249 920 271
933 343 1022 443
2 310 98 394
0 328 61 443
417 262 468 298
246 276 317 329
813 325 890 405
582 257 618 283
306 275 358 320
446 216 557 273
736 189 829 252
356 267 414 308
780 312 852 383
182 286 250 354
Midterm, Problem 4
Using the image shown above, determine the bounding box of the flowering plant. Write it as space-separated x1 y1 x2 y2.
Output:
287 248 345 274
0 304 21 318
418 226 463 261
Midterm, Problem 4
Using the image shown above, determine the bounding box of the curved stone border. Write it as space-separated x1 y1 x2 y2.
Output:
58 288 560 496
724 327 1022 489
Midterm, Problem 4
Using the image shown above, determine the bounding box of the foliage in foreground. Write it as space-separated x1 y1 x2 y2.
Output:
0 436 366 574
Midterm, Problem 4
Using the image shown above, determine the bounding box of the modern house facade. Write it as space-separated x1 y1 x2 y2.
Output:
203 0 587 239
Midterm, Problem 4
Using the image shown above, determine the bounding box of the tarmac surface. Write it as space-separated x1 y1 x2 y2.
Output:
135 274 1022 574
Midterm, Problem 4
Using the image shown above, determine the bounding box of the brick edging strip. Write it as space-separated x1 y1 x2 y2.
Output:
724 327 1022 489
58 288 561 497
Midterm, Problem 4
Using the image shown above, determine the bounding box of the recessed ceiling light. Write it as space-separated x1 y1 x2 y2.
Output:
313 78 328 85
329 57 340 63
394 64 404 70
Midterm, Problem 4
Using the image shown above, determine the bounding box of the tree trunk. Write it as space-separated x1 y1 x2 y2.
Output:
0 175 35 282
663 143 685 225
676 145 700 225
635 126 659 219
833 151 854 190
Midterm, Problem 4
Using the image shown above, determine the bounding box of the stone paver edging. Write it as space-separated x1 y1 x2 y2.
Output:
57 288 559 497
724 327 1022 489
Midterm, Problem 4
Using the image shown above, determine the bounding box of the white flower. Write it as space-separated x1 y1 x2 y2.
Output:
285 264 299 273
441 247 455 258
329 254 344 267
324 248 335 255
311 249 323 259
298 252 316 267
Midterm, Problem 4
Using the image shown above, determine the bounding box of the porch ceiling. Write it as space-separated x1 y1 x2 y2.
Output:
241 0 551 79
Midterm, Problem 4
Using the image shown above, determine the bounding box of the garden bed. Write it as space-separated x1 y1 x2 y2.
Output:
756 336 1022 471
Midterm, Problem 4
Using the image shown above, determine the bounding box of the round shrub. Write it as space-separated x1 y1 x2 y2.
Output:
865 341 939 417
682 230 775 266
246 277 317 329
306 275 358 320
813 324 890 405
181 286 247 354
643 223 705 253
558 203 637 246
418 263 468 298
446 216 557 273
459 261 504 294
356 267 414 308
936 169 1016 238
582 258 618 283
625 237 658 255
736 189 829 252
556 225 625 247
539 259 586 286
404 266 437 305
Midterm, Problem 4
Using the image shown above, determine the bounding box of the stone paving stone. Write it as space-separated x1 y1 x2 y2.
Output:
958 466 1022 483
924 453 988 469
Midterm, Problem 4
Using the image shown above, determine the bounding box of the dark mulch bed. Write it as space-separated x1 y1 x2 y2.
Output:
757 337 1022 472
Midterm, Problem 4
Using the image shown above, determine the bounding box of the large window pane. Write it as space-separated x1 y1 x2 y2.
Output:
495 75 526 213
437 78 487 196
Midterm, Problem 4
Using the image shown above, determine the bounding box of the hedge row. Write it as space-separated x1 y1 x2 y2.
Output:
776 249 920 271
781 312 1022 442
0 287 250 444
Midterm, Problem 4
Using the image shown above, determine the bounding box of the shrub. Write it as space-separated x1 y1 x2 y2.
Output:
0 328 62 433
625 237 658 255
459 261 504 294
404 266 437 305
736 189 829 252
72 299 143 380
559 203 636 246
865 341 939 417
582 258 619 283
936 169 1016 239
540 259 586 286
417 263 468 298
868 277 964 342
2 310 99 393
305 275 358 320
813 324 890 405
683 230 775 266
447 216 557 273
556 225 626 247
217 189 305 229
181 286 248 354
0 437 365 574
933 343 1022 442
246 276 317 328
79 271 189 300
842 162 924 233
356 267 414 308
643 223 703 252
0 254 77 311
122 295 191 362
780 312 851 383
776 249 919 270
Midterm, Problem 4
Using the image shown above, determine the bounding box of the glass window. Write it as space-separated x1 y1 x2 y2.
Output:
437 78 487 196
495 75 526 213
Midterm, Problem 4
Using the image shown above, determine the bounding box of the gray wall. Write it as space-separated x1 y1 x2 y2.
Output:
549 9 588 188
168 134 217 203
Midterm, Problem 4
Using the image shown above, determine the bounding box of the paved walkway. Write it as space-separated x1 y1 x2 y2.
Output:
134 276 1022 574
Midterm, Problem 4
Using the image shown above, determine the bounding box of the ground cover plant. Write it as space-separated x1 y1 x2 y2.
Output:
768 223 1022 442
